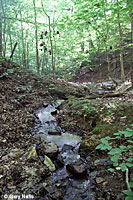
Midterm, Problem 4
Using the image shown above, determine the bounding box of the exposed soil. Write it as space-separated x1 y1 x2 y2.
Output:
72 51 131 84
0 60 132 200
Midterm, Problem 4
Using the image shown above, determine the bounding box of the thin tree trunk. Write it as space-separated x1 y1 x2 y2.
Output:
0 2 2 57
18 43 22 65
104 2 111 79
1 0 6 57
33 0 40 74
20 12 26 67
8 25 13 54
131 19 133 85
26 42 29 68
104 1 118 86
127 0 133 85
41 50 45 74
41 0 55 79
117 0 125 82
10 42 17 59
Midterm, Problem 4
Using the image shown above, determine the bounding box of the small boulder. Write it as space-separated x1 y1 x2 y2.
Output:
27 146 38 161
44 155 56 172
66 159 87 177
36 142 58 158
48 129 61 135
44 142 58 158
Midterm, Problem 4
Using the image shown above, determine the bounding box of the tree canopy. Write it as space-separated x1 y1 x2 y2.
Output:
0 0 132 81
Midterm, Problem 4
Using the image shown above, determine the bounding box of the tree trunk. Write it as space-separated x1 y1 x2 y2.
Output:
8 25 13 54
33 0 40 74
10 42 17 59
0 2 2 57
127 0 133 85
20 12 26 67
117 0 125 82
1 0 6 57
41 0 55 79
18 43 22 65
26 42 29 68
131 18 133 85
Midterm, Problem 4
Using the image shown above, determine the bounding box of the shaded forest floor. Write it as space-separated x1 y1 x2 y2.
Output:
0 60 133 200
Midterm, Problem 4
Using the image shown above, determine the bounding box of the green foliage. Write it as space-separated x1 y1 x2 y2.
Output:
123 190 133 200
96 126 133 199
1 0 132 78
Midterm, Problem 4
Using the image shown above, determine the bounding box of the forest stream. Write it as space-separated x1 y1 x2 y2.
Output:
33 101 94 200
0 61 133 200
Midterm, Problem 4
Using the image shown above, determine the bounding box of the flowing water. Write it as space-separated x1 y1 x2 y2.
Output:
33 101 95 200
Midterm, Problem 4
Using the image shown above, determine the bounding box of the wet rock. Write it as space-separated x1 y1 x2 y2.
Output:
43 103 48 108
66 159 87 177
48 129 61 135
36 142 58 158
44 142 58 158
62 144 73 152
44 155 56 172
51 109 58 115
56 153 64 167
27 146 38 161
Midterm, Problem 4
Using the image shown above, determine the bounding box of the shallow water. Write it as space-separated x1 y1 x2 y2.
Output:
33 102 95 200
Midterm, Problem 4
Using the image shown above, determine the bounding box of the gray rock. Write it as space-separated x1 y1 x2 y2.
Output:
48 129 61 135
66 159 87 177
36 142 58 158
44 142 58 158
56 153 64 167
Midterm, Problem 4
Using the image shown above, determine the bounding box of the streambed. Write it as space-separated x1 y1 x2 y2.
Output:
33 101 96 200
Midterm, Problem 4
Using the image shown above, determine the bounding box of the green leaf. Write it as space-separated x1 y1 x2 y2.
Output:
113 162 118 166
126 158 133 162
120 145 128 151
127 140 133 143
114 131 125 136
124 131 133 137
108 148 121 155
101 146 110 150
100 138 109 144
104 136 112 140
114 136 121 139
126 163 133 167
127 145 133 149
108 168 115 172
120 163 127 171
125 197 133 200
126 128 133 132
129 182 133 188
96 144 104 149
123 190 133 196
111 154 120 163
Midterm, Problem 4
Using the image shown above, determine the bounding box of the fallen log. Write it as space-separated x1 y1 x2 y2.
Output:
87 92 124 99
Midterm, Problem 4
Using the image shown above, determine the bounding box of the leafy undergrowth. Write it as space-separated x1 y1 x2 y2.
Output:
58 97 133 140
57 96 133 199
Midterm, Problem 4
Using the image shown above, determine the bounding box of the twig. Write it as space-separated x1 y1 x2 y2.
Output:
126 168 131 191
